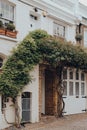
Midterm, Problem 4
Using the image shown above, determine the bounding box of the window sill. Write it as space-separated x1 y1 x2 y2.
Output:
0 35 18 42
54 35 65 40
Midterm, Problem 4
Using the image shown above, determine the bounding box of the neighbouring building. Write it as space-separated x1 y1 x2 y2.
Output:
0 0 87 129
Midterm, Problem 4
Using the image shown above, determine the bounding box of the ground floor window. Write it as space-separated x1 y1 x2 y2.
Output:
63 68 86 97
22 92 32 123
62 68 87 114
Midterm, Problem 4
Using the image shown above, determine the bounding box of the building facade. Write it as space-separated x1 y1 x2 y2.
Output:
0 0 87 129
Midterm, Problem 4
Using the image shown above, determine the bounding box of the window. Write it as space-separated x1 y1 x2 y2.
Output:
53 22 65 38
0 57 3 68
69 70 73 79
62 68 86 97
75 82 79 96
63 81 67 95
69 82 73 96
81 72 85 81
76 71 79 80
63 69 67 79
81 83 85 95
0 0 14 21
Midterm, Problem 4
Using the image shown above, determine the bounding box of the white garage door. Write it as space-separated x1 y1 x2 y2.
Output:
62 68 87 115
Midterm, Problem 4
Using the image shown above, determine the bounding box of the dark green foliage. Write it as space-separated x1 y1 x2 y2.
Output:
0 29 87 98
36 37 87 70
6 22 15 31
0 36 41 98
29 29 49 40
0 20 3 28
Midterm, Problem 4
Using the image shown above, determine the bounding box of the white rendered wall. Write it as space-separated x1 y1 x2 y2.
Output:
18 65 39 123
0 38 17 56
0 65 39 129
0 0 86 129
0 96 15 129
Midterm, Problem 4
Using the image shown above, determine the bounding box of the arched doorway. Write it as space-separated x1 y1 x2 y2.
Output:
22 92 31 122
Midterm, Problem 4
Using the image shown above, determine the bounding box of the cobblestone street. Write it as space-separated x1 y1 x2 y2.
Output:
5 113 87 130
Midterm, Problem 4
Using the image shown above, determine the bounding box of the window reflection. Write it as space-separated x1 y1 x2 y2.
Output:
81 83 85 95
76 71 79 80
81 72 84 81
69 71 73 79
63 81 67 96
63 69 67 79
69 82 73 96
75 82 79 95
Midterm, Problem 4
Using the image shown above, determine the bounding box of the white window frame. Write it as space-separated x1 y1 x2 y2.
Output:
53 22 65 38
62 68 86 97
0 0 15 22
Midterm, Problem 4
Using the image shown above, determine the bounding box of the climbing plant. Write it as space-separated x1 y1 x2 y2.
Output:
0 29 87 119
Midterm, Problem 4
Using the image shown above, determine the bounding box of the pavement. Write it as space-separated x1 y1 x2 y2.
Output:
4 113 87 130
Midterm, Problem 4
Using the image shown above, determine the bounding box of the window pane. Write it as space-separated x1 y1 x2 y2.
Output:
1 0 4 16
5 3 9 19
69 82 73 96
69 71 73 79
81 72 85 81
63 69 67 79
81 83 85 95
63 81 67 95
10 6 14 21
76 71 79 80
75 82 79 95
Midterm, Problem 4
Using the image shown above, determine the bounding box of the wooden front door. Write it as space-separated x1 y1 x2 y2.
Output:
45 69 54 115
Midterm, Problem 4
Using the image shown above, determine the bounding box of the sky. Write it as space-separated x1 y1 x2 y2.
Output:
79 0 87 5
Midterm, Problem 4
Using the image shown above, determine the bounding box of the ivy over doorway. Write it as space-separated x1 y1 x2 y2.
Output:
0 29 87 98
0 30 87 118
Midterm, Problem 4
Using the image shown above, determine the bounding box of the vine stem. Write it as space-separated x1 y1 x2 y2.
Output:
55 66 65 117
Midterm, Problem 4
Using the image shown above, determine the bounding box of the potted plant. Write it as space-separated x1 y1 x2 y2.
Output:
75 33 83 41
5 22 17 38
0 20 5 35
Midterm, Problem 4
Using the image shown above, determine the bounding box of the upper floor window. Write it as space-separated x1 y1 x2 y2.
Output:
53 22 65 38
0 0 14 22
0 57 3 68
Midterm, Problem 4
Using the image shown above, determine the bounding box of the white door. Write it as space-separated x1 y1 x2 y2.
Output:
22 92 31 122
62 68 87 115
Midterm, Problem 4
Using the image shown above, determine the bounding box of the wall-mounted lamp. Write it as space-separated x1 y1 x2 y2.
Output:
42 11 47 17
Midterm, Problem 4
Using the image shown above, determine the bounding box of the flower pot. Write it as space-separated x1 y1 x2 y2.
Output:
0 28 5 35
6 30 17 38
